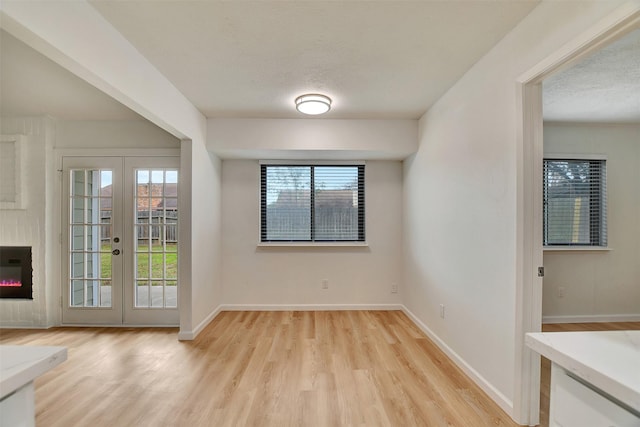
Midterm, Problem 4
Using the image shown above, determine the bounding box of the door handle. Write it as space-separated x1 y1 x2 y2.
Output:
112 249 121 256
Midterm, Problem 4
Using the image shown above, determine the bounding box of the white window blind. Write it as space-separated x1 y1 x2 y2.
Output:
543 159 607 246
261 164 365 242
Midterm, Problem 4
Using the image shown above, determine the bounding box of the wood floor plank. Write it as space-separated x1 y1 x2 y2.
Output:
1 311 519 427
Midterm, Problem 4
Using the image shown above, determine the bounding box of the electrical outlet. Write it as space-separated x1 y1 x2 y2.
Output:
557 286 565 298
391 283 398 294
439 304 445 319
322 279 329 290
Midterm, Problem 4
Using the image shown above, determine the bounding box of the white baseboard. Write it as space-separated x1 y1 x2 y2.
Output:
221 303 404 311
59 324 178 328
178 304 224 341
400 306 514 418
0 324 50 329
543 314 640 324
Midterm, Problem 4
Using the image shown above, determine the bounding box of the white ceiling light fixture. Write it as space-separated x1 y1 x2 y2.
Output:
295 93 332 115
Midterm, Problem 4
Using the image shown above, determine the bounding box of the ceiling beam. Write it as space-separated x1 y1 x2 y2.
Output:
0 0 205 140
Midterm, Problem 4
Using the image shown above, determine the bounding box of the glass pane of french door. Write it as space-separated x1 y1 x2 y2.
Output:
69 169 113 307
134 168 178 308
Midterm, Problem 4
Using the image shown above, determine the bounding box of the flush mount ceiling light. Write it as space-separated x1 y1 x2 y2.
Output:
295 94 332 115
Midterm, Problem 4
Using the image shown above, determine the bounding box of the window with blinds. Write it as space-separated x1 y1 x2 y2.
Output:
260 164 365 242
543 159 607 246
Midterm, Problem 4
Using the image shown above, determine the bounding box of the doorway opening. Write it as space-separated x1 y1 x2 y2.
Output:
516 5 640 425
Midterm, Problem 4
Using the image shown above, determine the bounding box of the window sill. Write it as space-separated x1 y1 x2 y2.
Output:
543 246 612 252
258 241 369 248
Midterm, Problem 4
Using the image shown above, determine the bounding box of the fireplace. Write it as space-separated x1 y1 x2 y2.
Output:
0 246 33 299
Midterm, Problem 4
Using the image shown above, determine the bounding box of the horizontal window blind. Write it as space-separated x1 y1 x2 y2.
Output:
261 165 365 242
262 166 312 241
543 159 607 246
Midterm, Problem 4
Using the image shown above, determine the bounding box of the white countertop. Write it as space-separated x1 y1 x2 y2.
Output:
526 331 640 411
0 345 67 399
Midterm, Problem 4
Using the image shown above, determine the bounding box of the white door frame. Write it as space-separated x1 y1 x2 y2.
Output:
55 148 180 325
514 3 640 425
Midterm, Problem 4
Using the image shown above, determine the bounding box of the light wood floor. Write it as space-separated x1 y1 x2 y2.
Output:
0 311 519 427
538 321 640 427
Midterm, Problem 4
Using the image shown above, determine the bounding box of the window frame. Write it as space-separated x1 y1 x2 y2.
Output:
542 155 607 248
259 161 366 245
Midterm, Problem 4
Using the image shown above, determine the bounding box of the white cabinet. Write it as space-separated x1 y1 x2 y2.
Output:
550 363 640 427
0 382 36 427
526 331 640 427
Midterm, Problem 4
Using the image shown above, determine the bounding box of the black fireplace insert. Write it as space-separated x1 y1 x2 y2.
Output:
0 246 33 299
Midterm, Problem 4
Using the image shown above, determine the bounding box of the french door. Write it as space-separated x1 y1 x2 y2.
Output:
61 156 179 325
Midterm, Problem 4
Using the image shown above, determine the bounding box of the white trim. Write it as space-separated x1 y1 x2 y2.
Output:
60 323 178 328
515 80 544 426
178 304 223 341
55 148 180 158
543 120 640 127
178 140 193 338
259 160 366 165
55 148 181 175
401 306 514 416
542 314 640 324
517 1 640 85
221 304 403 312
0 324 51 329
544 246 612 252
543 153 608 161
257 242 369 248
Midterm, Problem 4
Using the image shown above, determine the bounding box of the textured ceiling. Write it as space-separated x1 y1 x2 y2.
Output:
543 28 640 124
88 0 539 119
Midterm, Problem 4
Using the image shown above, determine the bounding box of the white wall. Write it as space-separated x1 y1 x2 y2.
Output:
222 159 402 307
211 117 411 310
0 116 54 327
208 118 417 160
187 140 223 332
543 123 640 322
402 0 628 418
56 120 179 148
